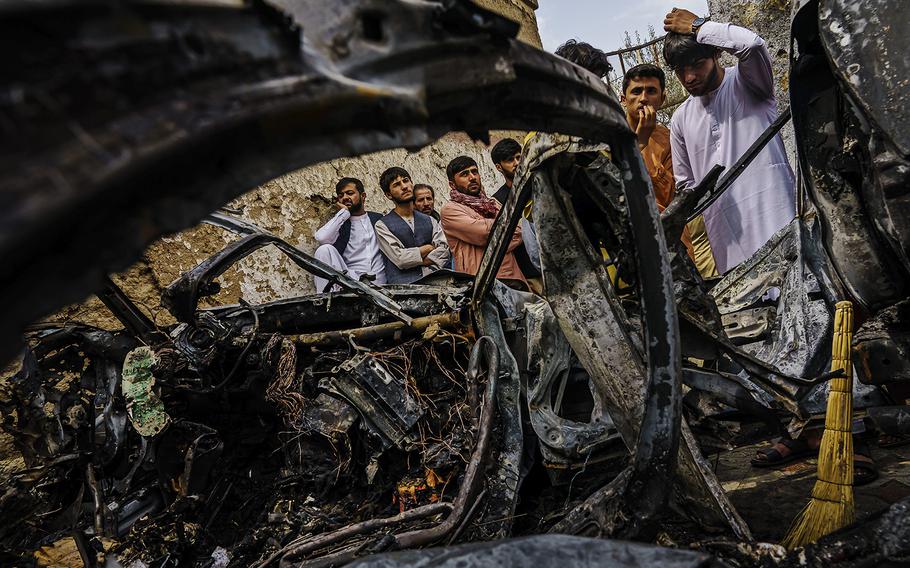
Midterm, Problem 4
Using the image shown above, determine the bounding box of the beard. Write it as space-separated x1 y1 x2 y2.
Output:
459 182 482 196
687 63 722 96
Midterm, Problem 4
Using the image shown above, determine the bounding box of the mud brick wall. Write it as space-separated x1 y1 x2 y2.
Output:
475 0 542 47
51 1 541 331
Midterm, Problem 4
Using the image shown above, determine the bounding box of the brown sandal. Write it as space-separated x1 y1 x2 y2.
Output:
751 438 818 468
854 441 879 486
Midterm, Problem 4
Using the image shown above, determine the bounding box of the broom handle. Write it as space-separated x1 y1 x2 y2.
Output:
826 302 853 430
782 301 856 549
820 301 854 484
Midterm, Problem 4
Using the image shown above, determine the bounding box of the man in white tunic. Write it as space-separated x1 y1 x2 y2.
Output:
663 8 796 274
312 177 387 292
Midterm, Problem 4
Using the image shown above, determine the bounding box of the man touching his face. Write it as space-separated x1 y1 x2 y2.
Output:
663 8 795 274
622 63 717 277
555 37 719 277
312 177 387 292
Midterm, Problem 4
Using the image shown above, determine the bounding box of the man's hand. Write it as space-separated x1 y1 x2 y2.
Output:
664 8 698 35
626 106 639 131
635 105 657 148
419 244 434 258
335 198 350 212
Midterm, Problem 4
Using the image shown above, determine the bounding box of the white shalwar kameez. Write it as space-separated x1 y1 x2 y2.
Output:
670 21 796 274
312 209 386 292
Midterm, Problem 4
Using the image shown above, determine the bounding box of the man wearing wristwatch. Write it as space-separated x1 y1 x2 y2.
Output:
662 8 796 275
663 9 877 483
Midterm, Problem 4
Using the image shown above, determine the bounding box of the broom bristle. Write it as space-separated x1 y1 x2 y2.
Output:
782 301 855 549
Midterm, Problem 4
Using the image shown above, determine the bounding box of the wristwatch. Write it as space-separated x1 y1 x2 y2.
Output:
691 16 710 35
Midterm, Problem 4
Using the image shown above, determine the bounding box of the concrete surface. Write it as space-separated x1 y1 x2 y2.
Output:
716 439 910 541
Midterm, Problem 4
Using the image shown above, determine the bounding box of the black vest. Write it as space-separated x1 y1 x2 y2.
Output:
381 210 433 284
333 211 383 256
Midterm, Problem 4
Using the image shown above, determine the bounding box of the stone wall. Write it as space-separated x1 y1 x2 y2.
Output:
51 2 540 330
475 0 542 47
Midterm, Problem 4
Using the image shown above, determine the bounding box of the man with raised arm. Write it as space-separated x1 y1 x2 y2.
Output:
663 8 795 274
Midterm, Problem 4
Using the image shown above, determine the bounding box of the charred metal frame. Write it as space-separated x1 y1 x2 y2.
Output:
164 217 412 325
523 298 618 471
2 0 908 565
0 0 627 365
470 131 749 536
791 0 910 396
2 0 709 550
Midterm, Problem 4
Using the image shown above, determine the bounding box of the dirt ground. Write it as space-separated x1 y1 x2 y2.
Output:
716 440 910 542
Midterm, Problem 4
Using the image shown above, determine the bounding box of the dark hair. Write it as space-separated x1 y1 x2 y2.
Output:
662 32 718 71
622 63 666 94
554 39 612 78
446 156 478 181
490 138 521 164
379 166 411 194
335 177 364 194
413 183 434 197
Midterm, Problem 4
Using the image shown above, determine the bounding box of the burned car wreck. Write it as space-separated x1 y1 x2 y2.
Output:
1 0 910 566
2 215 486 565
0 209 642 567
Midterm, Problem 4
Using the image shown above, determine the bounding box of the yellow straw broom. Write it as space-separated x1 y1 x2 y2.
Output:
782 301 855 548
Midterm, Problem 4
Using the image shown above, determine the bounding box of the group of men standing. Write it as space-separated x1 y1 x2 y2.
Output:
312 148 532 292
313 8 795 299
557 8 795 277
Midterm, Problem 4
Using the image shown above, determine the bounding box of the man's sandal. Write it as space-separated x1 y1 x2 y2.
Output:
751 438 879 485
854 440 879 486
750 438 818 468
878 433 910 448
